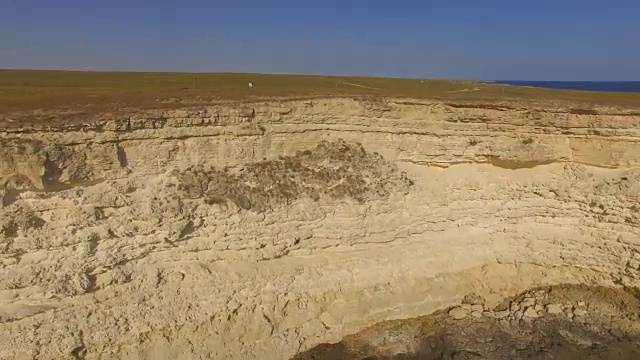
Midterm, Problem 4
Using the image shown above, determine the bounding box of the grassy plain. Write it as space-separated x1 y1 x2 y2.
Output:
1 69 639 120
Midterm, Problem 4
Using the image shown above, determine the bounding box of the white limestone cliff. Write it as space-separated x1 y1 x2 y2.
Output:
1 98 639 359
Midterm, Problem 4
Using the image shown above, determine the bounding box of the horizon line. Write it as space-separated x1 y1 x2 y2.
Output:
1 68 639 83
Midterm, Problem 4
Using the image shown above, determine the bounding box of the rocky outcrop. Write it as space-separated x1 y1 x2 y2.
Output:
296 285 640 359
3 98 640 195
0 98 640 359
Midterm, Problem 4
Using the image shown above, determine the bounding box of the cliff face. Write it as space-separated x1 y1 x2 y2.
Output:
1 98 640 359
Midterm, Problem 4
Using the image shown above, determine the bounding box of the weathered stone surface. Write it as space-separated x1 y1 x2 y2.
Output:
524 307 542 318
574 308 588 317
1 98 640 360
546 304 563 314
449 307 469 320
482 311 496 318
521 297 536 308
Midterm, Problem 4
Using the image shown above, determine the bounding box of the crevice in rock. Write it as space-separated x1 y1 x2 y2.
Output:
116 144 128 168
486 156 557 169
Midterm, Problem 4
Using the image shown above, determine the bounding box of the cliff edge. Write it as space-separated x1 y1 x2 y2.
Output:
1 96 640 359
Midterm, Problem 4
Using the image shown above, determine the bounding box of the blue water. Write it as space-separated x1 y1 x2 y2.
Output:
488 81 640 93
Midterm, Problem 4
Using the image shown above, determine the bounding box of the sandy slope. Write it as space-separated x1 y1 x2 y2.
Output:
1 98 640 359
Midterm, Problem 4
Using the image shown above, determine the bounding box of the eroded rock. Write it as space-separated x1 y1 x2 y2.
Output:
1 98 640 360
449 307 469 320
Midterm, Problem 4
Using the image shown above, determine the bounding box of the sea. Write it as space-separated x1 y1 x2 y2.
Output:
486 81 640 93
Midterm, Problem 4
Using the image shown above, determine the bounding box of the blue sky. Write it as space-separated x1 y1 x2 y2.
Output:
1 0 639 80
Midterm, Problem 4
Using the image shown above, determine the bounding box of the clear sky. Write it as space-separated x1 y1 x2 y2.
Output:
1 0 639 80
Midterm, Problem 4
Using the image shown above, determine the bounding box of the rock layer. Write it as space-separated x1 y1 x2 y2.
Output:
1 98 640 359
295 285 640 359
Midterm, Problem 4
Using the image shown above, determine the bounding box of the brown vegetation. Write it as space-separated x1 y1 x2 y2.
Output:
175 140 413 212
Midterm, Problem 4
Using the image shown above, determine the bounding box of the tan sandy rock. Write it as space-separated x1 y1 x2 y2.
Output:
0 97 639 359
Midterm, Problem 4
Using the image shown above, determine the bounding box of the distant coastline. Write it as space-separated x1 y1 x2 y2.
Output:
484 81 640 93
